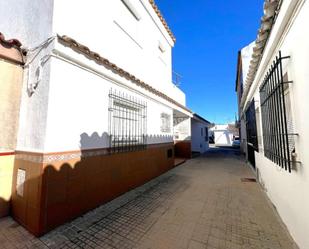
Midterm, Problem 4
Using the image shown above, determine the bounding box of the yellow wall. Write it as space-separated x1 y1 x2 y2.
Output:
0 49 24 217
0 60 23 151
0 155 14 217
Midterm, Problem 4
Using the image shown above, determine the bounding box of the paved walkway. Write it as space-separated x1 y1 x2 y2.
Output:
0 148 298 249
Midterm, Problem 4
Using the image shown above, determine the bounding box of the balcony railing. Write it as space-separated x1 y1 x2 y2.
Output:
172 71 182 86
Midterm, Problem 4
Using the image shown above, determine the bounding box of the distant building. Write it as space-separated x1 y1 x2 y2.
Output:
211 124 238 146
235 0 309 248
190 114 212 154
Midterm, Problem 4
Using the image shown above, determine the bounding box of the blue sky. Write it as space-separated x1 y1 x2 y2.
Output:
156 0 264 124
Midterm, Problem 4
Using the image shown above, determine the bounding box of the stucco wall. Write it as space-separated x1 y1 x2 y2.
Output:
44 55 174 152
0 0 54 48
52 0 185 105
243 1 309 248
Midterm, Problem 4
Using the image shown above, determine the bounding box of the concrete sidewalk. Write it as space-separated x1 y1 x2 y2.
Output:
0 148 298 249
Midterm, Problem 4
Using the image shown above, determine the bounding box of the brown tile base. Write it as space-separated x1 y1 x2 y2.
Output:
11 143 174 236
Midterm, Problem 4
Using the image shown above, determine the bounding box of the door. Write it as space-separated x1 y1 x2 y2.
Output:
245 99 259 169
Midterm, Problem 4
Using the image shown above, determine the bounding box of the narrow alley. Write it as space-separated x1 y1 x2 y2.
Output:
0 148 298 249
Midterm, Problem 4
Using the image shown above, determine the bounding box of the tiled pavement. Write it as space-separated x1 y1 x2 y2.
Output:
0 147 299 249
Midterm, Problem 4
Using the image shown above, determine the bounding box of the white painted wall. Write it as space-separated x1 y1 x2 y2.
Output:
173 118 191 141
52 0 185 105
243 1 309 248
212 125 234 146
191 119 209 153
0 0 54 152
44 54 174 152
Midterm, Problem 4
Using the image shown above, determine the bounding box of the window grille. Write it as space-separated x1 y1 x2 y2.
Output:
109 90 147 153
259 51 295 172
160 113 171 133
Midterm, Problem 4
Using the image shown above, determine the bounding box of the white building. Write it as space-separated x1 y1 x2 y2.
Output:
0 0 193 236
211 124 236 146
236 0 309 248
191 114 212 154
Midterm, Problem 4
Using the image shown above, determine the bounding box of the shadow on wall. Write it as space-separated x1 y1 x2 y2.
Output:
12 132 175 236
0 197 10 218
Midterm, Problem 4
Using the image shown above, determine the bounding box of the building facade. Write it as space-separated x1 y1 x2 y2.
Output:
190 114 211 154
0 0 193 236
236 0 309 248
211 124 238 146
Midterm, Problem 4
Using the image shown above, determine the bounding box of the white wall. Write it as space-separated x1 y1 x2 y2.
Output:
244 1 309 248
214 130 233 146
52 0 185 105
0 0 55 152
44 54 174 152
173 118 191 141
0 0 54 48
191 119 209 153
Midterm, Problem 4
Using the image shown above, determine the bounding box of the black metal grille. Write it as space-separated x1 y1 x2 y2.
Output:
246 99 259 152
259 51 295 172
108 90 147 153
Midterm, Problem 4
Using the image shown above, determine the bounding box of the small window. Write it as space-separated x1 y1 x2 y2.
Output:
121 0 141 20
161 113 171 133
167 149 173 158
205 127 209 142
201 128 203 136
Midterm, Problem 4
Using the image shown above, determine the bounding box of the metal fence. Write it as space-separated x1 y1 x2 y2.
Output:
108 90 147 153
259 51 295 172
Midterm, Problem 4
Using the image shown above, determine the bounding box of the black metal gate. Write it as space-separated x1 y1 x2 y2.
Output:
245 99 259 168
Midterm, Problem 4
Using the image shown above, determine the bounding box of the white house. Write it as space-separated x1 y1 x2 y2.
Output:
0 0 193 236
236 0 309 248
191 114 212 154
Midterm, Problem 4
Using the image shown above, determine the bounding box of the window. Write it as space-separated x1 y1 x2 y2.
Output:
259 51 295 172
121 0 141 20
167 149 173 158
160 113 171 133
205 127 209 142
201 128 203 136
109 90 147 153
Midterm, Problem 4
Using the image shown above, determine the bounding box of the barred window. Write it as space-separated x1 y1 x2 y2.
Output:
160 113 171 133
259 52 295 172
109 90 147 153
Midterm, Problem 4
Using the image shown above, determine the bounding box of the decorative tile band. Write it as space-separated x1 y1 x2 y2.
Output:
15 148 110 164
15 143 173 164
